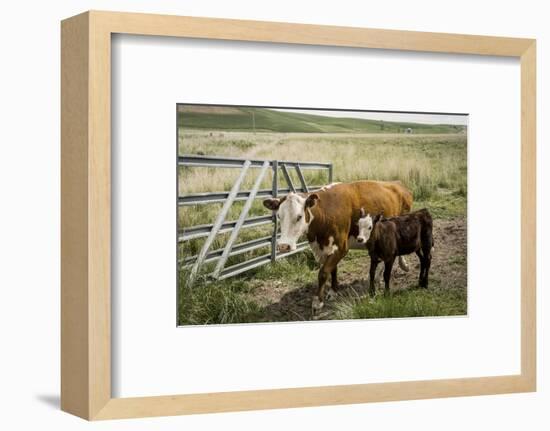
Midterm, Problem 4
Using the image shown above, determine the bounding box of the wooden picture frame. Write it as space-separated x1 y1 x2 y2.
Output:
61 10 536 420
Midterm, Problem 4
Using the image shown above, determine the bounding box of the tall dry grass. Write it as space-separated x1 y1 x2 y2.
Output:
178 131 466 215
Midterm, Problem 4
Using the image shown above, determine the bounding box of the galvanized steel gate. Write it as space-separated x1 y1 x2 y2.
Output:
178 154 332 284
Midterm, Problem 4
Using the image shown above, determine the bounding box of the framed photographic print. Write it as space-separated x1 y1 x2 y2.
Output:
61 11 536 420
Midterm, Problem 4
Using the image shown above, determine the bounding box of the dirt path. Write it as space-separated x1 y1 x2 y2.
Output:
248 217 467 322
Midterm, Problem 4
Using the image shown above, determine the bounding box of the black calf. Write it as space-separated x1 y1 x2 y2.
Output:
366 209 433 296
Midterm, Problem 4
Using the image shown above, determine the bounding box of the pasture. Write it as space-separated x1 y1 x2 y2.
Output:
178 128 467 325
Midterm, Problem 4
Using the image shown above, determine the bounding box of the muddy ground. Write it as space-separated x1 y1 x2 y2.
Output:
246 217 467 322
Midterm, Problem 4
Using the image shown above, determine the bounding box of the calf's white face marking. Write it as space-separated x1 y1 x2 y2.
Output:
357 211 373 244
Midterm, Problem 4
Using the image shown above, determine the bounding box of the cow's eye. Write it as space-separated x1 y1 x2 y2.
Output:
368 226 372 230
296 215 302 222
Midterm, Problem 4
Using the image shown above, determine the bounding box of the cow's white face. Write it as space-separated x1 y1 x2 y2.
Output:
263 192 319 253
357 211 373 244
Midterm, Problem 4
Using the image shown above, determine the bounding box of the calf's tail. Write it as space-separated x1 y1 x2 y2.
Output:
398 256 410 272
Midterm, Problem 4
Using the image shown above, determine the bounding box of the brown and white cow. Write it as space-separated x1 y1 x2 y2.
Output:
263 180 413 318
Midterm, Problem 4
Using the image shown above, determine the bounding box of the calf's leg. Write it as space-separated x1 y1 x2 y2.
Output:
383 257 395 295
421 248 432 288
416 250 426 288
368 257 379 297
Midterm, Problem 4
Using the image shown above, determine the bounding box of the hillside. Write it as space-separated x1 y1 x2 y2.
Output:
177 105 466 134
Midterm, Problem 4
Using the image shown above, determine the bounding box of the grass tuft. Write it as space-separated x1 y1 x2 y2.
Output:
178 271 262 325
334 286 467 320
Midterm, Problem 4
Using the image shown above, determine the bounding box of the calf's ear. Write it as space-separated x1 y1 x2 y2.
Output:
305 193 319 208
263 198 281 211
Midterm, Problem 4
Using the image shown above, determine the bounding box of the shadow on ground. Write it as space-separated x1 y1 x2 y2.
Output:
258 278 372 322
35 394 60 409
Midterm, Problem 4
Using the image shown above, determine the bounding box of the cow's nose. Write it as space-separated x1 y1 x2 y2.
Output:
357 237 364 243
277 243 291 253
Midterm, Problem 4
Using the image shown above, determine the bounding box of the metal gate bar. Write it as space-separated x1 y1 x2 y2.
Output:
188 160 251 285
181 235 274 267
179 154 329 170
280 163 296 193
295 165 309 193
217 240 309 280
179 186 327 206
212 161 270 278
179 215 272 242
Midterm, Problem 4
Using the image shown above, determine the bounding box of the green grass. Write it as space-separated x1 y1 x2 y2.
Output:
178 253 315 325
334 285 467 320
253 252 318 281
178 270 262 325
414 194 467 219
178 253 468 324
178 105 466 134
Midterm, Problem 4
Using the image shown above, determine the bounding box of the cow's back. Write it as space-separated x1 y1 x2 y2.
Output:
353 181 410 217
317 181 410 214
309 180 413 244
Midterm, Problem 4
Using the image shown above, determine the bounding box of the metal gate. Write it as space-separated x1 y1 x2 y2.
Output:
178 154 332 284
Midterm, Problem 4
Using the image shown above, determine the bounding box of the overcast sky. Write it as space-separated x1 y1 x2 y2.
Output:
274 108 468 126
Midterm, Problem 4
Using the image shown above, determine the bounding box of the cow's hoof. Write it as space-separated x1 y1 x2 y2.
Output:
326 288 337 301
311 297 324 319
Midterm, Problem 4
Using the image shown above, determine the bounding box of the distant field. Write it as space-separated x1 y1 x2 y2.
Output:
178 105 467 134
177 127 467 325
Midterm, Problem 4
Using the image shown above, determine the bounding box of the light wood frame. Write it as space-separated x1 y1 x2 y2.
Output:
61 10 536 421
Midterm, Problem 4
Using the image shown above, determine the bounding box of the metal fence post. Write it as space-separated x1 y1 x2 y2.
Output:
328 163 333 184
271 160 278 263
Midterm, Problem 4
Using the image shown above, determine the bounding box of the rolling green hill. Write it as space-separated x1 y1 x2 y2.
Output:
177 105 466 134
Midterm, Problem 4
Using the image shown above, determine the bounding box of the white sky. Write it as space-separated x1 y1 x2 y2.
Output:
273 108 468 126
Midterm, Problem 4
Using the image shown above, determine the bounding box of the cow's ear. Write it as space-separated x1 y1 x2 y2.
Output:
359 207 366 218
373 213 383 224
305 193 319 208
263 198 281 211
